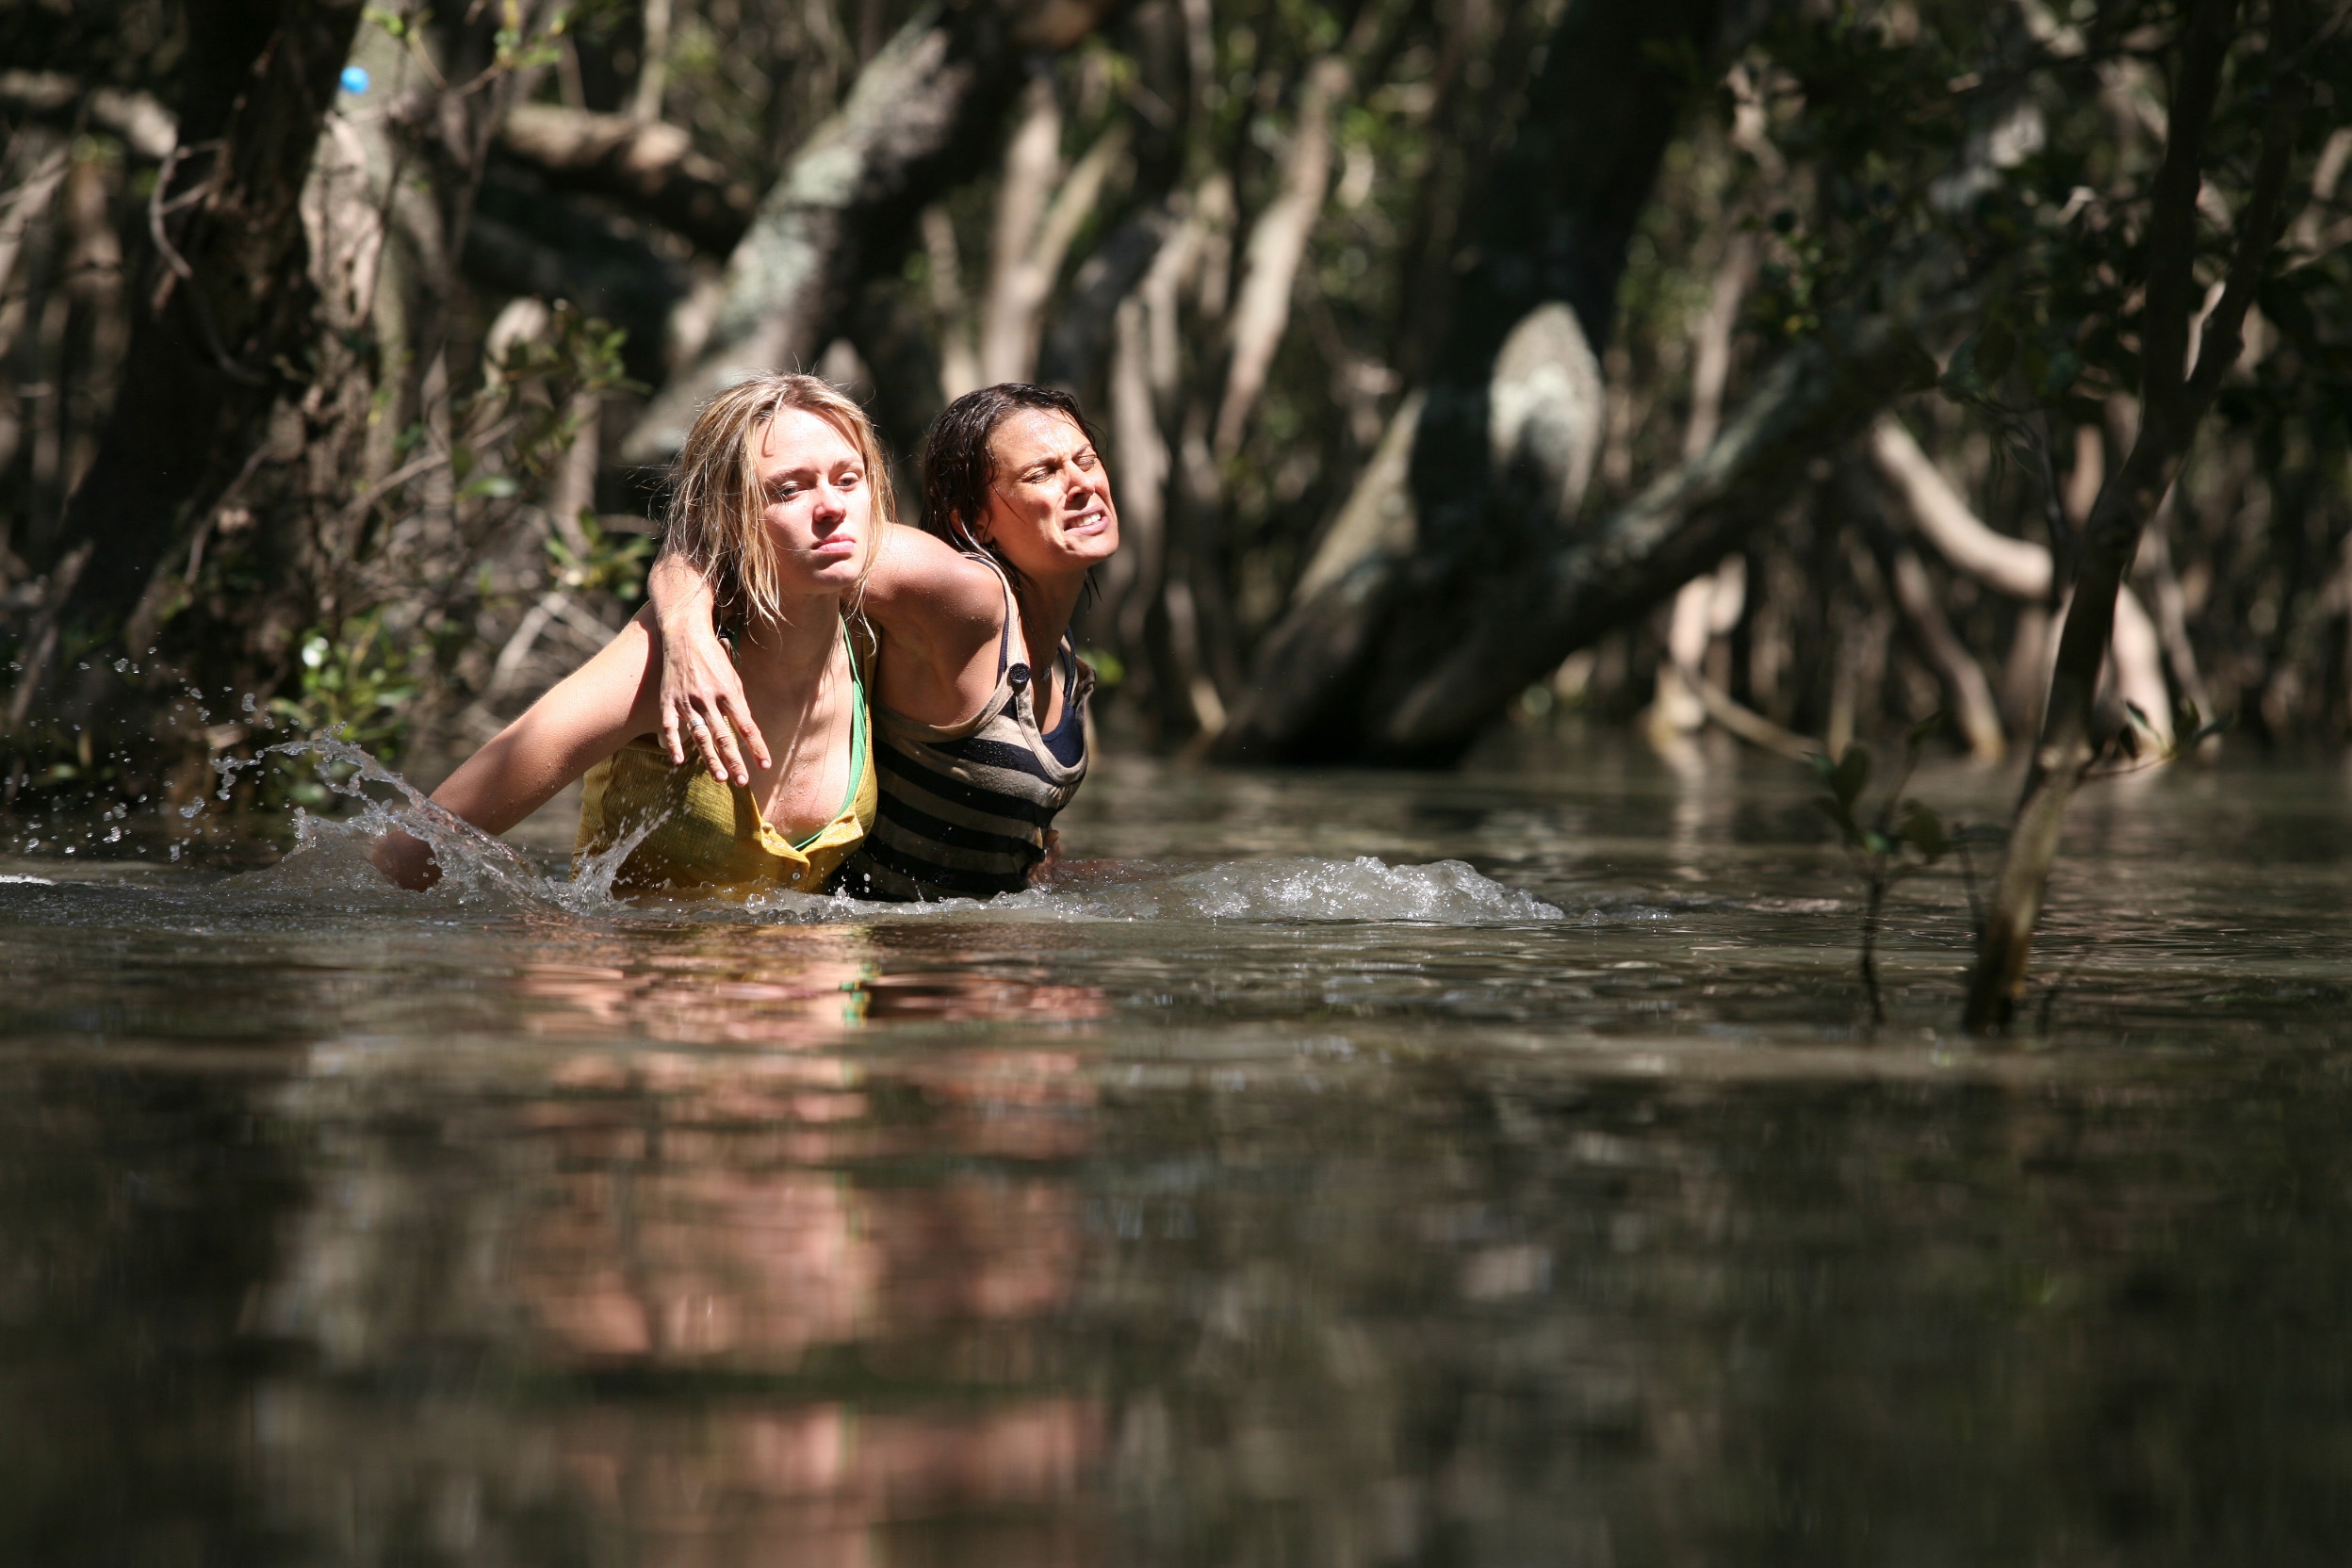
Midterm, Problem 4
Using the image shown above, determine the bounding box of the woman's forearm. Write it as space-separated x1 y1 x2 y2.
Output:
374 618 658 890
647 550 718 631
369 727 577 892
643 550 768 777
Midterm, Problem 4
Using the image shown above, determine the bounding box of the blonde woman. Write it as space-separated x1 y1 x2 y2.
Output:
374 373 885 897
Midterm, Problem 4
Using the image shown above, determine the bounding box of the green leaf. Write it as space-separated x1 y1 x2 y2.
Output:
1831 743 1870 810
2036 347 2082 399
1898 803 1950 861
459 473 520 500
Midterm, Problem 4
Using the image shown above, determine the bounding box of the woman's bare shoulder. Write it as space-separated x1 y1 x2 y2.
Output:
866 524 1003 629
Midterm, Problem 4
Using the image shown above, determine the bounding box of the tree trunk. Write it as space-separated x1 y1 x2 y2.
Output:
40 0 363 645
1216 0 1738 762
1225 300 1939 763
1963 0 2308 1032
619 0 1123 466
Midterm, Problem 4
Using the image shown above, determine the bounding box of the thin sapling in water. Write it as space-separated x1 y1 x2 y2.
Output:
1811 716 1953 1024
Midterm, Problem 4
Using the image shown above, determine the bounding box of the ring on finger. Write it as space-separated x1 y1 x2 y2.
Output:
686 712 710 731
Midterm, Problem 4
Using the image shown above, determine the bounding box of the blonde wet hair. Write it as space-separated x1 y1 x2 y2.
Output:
663 372 895 627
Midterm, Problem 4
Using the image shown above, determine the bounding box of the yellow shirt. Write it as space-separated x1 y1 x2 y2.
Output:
572 629 874 898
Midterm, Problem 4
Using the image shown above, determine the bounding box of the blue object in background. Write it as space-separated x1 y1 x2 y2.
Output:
339 66 370 95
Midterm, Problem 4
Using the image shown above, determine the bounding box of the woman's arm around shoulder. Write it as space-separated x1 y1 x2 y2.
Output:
859 523 1007 663
645 550 770 786
373 610 664 890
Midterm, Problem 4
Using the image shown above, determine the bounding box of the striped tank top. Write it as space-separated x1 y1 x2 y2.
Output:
836 554 1093 901
573 623 875 898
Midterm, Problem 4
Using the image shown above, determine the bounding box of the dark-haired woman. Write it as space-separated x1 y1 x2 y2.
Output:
644 382 1118 900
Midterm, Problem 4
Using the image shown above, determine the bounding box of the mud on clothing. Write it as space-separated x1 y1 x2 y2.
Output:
836 553 1092 902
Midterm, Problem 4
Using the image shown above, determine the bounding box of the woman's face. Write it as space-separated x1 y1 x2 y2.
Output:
756 408 873 594
973 410 1119 580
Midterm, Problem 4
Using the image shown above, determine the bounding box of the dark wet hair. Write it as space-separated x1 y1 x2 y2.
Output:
921 383 1102 582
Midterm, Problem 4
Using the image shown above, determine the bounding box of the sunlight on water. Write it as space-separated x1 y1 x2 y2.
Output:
4 733 2352 1564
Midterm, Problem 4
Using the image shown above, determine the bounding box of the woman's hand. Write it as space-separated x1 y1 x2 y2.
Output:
646 554 771 785
1029 828 1063 886
372 826 440 891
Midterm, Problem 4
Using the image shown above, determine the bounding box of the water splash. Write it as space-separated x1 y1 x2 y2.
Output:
220 738 610 914
887 856 1564 925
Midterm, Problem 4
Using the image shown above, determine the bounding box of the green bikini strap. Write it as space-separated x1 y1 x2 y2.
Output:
790 617 868 852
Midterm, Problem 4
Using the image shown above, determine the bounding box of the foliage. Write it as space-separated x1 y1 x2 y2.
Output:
306 301 637 762
270 613 420 767
546 513 651 603
453 304 637 504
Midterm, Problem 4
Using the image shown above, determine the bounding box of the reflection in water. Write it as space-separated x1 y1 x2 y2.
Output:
508 924 1111 1045
5 740 2352 1562
247 1020 1108 1562
237 925 1109 1563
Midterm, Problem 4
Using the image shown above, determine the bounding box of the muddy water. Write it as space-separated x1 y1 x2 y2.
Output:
3 733 2350 1565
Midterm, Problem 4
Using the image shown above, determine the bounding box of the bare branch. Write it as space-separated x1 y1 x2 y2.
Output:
494 104 755 254
978 75 1064 384
2181 32 2311 406
620 0 1123 466
1213 56 1349 458
0 71 178 160
1870 417 2050 597
2137 0 2236 415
